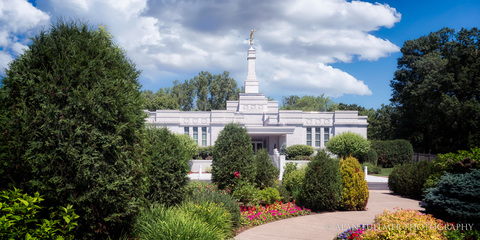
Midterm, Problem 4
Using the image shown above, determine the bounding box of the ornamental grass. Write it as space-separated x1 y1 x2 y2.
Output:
240 200 311 226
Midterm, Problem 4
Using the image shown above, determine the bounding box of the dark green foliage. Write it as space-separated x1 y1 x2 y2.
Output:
280 94 338 111
286 144 314 159
0 20 146 238
254 149 279 189
212 123 255 190
388 161 437 199
186 181 241 227
390 28 480 153
143 127 192 206
434 147 480 173
196 146 214 159
0 188 79 239
326 132 370 159
423 169 480 228
372 139 414 168
300 150 343 211
358 148 378 165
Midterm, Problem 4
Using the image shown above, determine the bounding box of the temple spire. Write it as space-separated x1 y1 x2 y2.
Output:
244 33 259 94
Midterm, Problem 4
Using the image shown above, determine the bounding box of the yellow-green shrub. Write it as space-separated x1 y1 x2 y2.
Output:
339 156 369 210
361 209 451 240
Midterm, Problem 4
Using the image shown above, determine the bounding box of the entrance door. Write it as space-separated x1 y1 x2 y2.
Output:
251 141 264 155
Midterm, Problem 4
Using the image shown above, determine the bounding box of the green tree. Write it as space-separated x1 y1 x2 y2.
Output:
211 123 255 190
280 94 338 111
0 20 147 238
326 132 371 158
390 27 480 153
254 149 279 189
143 128 194 206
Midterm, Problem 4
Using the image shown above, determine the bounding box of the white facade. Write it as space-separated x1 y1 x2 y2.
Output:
144 46 367 154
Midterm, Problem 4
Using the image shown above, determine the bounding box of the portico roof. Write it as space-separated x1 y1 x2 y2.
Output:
245 125 295 135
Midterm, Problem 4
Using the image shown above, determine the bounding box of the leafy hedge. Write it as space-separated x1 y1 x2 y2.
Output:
371 139 413 168
196 146 214 159
299 151 342 211
286 145 314 159
388 161 437 199
423 169 480 228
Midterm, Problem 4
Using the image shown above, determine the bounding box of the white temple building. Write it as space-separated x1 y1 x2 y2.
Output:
144 45 368 155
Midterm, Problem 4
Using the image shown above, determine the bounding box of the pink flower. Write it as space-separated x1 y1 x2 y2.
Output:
234 171 240 178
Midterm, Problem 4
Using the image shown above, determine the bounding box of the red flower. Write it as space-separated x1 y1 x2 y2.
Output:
234 171 240 178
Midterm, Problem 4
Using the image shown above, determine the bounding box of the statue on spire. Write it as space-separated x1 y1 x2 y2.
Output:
250 29 258 46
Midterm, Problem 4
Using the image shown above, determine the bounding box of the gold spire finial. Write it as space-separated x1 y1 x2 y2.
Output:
250 29 258 46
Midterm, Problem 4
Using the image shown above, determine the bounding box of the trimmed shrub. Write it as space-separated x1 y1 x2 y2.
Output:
0 188 79 239
133 203 229 240
358 148 378 165
212 123 255 190
196 146 214 159
286 144 314 159
361 162 381 174
0 20 147 238
388 161 437 199
361 209 451 239
339 156 369 211
326 132 370 159
258 187 281 205
254 149 279 189
143 127 193 206
423 169 480 228
186 181 241 227
299 150 343 211
372 139 414 168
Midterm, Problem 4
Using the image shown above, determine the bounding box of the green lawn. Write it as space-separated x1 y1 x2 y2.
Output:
372 167 393 177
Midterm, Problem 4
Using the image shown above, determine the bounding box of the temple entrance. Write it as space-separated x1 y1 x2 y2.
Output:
251 139 267 155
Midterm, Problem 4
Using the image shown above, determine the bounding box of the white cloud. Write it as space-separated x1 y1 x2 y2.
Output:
3 0 401 96
0 0 50 72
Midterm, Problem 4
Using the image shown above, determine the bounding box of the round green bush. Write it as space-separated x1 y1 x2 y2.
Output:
258 187 281 205
286 145 314 159
0 20 146 239
299 150 343 211
339 156 369 211
326 132 370 158
388 161 437 199
254 149 279 189
212 123 255 190
371 139 413 168
358 148 378 165
143 127 193 206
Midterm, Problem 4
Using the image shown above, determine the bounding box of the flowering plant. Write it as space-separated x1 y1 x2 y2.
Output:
240 200 311 226
336 225 370 240
234 171 240 178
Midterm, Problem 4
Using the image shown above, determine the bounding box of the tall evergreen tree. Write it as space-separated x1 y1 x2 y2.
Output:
0 20 147 239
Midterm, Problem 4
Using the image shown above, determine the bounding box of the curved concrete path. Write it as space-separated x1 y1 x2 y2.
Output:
235 189 422 240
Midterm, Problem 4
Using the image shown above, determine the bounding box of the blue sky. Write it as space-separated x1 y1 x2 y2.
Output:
1 0 479 109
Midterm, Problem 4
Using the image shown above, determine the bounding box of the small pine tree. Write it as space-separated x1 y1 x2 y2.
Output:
254 149 279 189
212 123 255 190
300 150 343 211
339 156 369 210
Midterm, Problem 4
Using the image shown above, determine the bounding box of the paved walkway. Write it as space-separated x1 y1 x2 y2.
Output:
235 189 422 240
188 174 389 183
